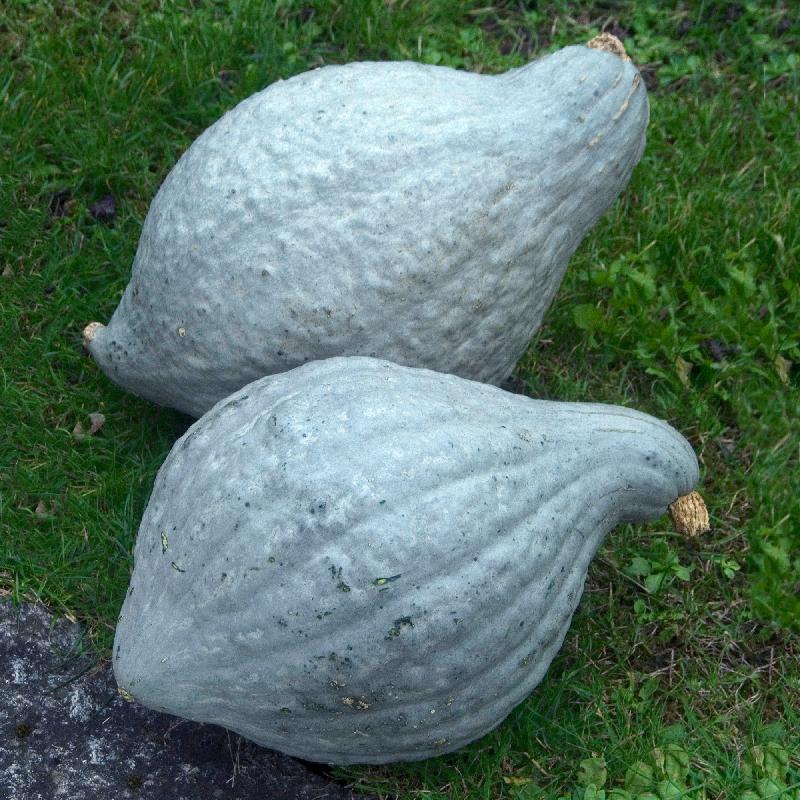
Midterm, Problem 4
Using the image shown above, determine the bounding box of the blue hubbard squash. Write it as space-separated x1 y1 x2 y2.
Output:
85 34 648 416
113 357 704 764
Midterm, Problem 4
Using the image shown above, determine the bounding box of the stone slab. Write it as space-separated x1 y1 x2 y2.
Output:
0 600 367 800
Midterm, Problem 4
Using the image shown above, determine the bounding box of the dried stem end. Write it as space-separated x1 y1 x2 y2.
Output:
83 321 105 347
669 491 710 537
587 32 630 62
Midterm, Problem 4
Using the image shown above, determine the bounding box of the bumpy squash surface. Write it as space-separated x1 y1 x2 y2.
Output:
87 39 648 416
114 358 699 764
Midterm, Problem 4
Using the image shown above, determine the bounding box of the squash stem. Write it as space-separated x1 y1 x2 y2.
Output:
586 33 630 62
668 491 710 536
83 321 105 347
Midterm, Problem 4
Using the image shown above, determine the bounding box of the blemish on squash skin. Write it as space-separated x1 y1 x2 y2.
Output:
612 96 631 121
385 616 414 640
329 564 351 592
342 697 370 710
613 74 643 122
597 426 642 434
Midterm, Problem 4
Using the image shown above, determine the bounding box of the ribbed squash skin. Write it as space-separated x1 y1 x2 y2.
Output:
88 44 648 416
114 358 698 764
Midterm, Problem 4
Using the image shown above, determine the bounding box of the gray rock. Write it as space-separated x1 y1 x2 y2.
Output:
113 357 698 764
0 600 365 800
86 41 648 416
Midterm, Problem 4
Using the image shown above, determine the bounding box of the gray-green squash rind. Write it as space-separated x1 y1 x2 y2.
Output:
114 357 699 764
88 42 648 416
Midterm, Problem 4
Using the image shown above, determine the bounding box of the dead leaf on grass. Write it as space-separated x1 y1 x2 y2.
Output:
34 500 57 519
675 356 693 387
49 189 74 219
775 355 791 386
502 776 533 786
73 412 106 438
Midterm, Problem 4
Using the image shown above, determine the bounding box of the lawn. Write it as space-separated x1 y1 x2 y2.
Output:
1 1 798 797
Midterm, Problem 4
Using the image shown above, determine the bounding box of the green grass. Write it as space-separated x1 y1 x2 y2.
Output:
1 1 798 797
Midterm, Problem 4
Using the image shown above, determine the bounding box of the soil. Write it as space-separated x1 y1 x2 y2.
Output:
0 600 370 800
